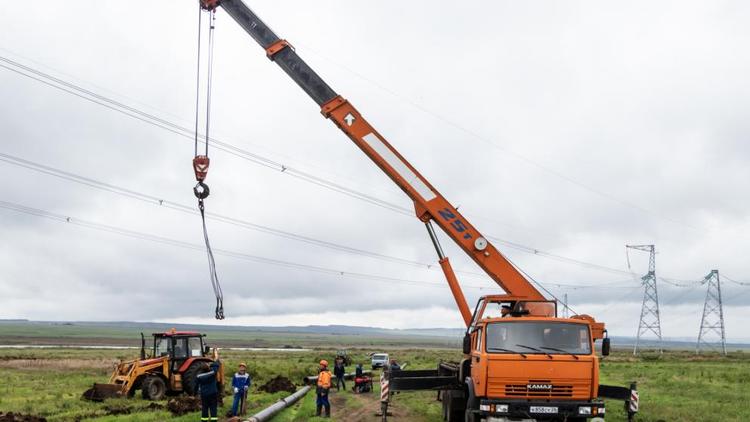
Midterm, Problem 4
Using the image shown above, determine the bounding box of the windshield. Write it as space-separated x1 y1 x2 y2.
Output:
486 322 591 355
373 354 388 360
155 337 171 357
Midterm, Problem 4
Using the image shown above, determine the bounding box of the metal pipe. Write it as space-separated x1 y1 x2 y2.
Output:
303 370 372 386
246 385 311 422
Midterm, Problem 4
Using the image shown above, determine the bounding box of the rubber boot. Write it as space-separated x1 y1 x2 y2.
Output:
316 405 322 417
325 405 331 418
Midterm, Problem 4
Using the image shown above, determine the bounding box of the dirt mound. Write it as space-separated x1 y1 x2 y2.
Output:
102 404 131 416
167 396 202 416
258 375 296 394
0 413 47 422
145 402 164 411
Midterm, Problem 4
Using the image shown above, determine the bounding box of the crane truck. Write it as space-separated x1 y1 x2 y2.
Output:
198 1 639 421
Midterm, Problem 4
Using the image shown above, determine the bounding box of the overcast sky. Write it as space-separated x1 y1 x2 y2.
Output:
1 0 749 342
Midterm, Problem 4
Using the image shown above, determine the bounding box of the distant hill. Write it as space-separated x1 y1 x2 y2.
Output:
0 320 747 350
44 320 464 337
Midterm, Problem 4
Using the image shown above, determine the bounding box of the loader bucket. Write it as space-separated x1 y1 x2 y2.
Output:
82 383 124 401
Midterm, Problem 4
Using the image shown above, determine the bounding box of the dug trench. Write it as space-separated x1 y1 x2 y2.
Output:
0 413 47 422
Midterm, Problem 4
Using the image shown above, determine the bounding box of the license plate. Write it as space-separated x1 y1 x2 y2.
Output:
530 406 558 414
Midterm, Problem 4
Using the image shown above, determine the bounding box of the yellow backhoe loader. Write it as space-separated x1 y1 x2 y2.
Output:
83 329 224 401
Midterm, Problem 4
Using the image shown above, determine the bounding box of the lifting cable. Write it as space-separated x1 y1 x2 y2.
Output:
193 4 224 320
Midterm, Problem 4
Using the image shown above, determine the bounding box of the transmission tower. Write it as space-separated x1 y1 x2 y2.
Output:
696 270 727 355
562 293 569 318
626 244 662 355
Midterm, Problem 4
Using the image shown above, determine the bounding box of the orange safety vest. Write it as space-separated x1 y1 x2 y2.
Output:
317 370 332 389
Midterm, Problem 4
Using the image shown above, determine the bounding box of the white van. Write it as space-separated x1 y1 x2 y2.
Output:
371 353 389 369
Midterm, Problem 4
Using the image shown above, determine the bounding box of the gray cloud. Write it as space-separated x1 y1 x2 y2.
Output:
1 0 749 342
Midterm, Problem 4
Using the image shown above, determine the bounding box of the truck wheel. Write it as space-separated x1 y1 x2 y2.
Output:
141 376 167 400
444 390 466 422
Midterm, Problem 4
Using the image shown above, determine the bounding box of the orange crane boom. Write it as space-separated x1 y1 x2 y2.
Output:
200 0 544 326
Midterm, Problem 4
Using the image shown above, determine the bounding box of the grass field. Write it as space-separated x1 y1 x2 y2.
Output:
0 345 747 421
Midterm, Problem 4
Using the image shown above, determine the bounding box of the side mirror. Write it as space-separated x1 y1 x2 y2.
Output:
204 345 211 356
462 334 472 354
602 337 611 356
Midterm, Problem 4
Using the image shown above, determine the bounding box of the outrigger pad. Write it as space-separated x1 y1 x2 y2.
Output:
82 383 123 402
598 384 631 401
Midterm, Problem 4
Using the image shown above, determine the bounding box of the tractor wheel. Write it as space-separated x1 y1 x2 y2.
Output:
182 361 204 395
141 376 167 401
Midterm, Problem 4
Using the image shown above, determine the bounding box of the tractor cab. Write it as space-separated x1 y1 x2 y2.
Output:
148 330 212 377
151 330 209 360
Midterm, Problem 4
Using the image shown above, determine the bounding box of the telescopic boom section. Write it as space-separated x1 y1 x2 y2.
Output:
205 0 545 324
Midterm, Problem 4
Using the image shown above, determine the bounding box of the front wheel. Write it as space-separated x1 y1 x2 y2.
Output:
443 390 466 422
141 376 166 400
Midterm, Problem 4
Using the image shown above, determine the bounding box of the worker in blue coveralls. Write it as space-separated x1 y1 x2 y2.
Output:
231 362 252 416
195 360 221 422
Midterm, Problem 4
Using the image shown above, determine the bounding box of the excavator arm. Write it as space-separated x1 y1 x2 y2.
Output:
201 0 545 326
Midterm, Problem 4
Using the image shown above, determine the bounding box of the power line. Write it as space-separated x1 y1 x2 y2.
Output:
0 56 411 216
0 199 493 291
296 43 701 232
0 151 464 274
0 150 649 287
1 55 731 287
0 152 649 293
659 277 704 288
488 237 633 277
723 274 750 286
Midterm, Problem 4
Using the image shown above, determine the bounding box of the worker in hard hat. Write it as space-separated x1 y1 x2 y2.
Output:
195 360 221 422
230 362 252 417
316 359 332 418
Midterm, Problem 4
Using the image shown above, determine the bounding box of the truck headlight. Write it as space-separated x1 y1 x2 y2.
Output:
479 404 490 412
496 404 509 413
578 406 592 415
598 406 605 414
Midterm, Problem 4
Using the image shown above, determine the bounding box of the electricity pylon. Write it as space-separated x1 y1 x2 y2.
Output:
696 270 727 355
562 293 569 318
626 244 662 355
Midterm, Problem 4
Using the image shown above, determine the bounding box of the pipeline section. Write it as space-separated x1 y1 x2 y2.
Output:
245 385 311 422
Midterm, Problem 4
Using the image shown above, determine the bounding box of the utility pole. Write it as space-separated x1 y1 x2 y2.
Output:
626 244 662 355
562 293 569 318
696 270 727 356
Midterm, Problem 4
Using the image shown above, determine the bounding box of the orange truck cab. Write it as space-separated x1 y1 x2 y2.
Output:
465 297 608 421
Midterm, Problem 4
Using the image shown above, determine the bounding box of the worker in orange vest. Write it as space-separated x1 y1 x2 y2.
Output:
316 359 332 417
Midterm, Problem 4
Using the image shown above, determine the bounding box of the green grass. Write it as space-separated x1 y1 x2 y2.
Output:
599 351 750 422
0 347 748 421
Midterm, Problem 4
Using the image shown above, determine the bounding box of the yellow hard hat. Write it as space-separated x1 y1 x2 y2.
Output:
320 359 328 367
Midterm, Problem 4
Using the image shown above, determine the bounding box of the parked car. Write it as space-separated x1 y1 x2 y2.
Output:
371 353 389 369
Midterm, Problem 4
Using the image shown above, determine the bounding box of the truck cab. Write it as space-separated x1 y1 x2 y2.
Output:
466 297 607 421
